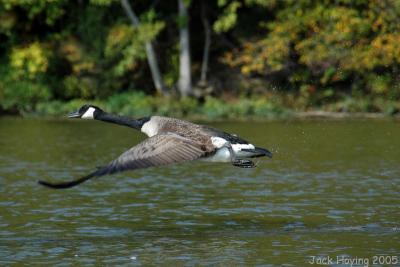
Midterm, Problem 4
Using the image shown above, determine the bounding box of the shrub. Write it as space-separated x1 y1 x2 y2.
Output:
106 91 153 117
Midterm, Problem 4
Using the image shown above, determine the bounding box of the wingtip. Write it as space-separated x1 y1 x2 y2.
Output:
38 171 99 189
38 180 51 187
38 180 71 189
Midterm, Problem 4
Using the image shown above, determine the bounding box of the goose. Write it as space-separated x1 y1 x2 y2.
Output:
38 104 272 189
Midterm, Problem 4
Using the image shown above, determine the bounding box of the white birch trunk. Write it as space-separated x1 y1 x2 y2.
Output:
200 0 211 85
177 0 192 96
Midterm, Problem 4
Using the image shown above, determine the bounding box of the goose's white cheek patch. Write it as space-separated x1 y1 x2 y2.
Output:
81 107 95 119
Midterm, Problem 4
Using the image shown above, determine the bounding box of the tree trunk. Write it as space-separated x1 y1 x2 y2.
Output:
199 0 211 86
177 0 192 96
120 0 167 96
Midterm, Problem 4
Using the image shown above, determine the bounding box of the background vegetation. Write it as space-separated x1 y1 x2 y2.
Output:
0 0 399 118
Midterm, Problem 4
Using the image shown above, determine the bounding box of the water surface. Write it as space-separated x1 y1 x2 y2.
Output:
0 118 399 265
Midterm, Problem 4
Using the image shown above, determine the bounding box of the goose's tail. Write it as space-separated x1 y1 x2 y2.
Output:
241 147 273 158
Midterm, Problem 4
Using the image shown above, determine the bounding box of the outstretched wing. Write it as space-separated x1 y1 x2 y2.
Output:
98 132 210 174
38 133 212 189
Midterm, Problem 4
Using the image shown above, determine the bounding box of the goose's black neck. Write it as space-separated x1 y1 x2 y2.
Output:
95 112 150 130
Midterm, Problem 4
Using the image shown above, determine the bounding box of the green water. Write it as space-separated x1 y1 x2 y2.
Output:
0 118 399 266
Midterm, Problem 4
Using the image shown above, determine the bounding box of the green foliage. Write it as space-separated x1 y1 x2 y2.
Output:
163 46 180 88
31 92 289 119
153 96 198 117
63 76 97 99
89 0 115 6
201 97 232 118
0 69 51 112
10 42 49 78
1 0 66 25
106 91 153 117
35 99 91 116
197 96 287 119
105 19 165 77
244 0 276 8
0 41 52 111
213 1 241 33
0 10 17 35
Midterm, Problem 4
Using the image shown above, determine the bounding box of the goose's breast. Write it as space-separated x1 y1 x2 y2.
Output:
141 118 159 137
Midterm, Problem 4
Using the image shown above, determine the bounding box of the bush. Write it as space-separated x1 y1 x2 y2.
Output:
105 91 153 117
200 97 232 119
0 70 51 113
35 99 94 116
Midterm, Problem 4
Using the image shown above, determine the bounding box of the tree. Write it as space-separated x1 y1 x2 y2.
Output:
120 0 168 96
199 0 211 86
177 0 192 96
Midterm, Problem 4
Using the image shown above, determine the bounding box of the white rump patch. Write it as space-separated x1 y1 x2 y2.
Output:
232 143 255 158
141 118 159 137
206 137 256 162
211 137 228 148
81 107 95 119
232 143 255 153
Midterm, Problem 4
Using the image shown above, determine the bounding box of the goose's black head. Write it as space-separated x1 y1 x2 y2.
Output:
68 104 103 120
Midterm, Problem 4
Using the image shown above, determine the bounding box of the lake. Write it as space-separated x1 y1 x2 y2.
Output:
0 117 399 266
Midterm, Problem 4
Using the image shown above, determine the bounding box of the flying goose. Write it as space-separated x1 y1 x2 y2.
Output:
39 104 272 189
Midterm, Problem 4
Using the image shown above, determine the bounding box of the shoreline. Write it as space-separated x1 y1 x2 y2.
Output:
292 111 400 120
1 110 399 121
2 92 399 121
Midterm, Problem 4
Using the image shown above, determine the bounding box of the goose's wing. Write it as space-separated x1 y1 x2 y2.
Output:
39 133 212 189
98 132 211 173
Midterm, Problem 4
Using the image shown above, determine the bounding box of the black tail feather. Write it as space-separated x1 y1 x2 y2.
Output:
241 147 273 158
255 147 273 158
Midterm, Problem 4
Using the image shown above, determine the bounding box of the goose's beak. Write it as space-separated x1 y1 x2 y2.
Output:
68 111 81 118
